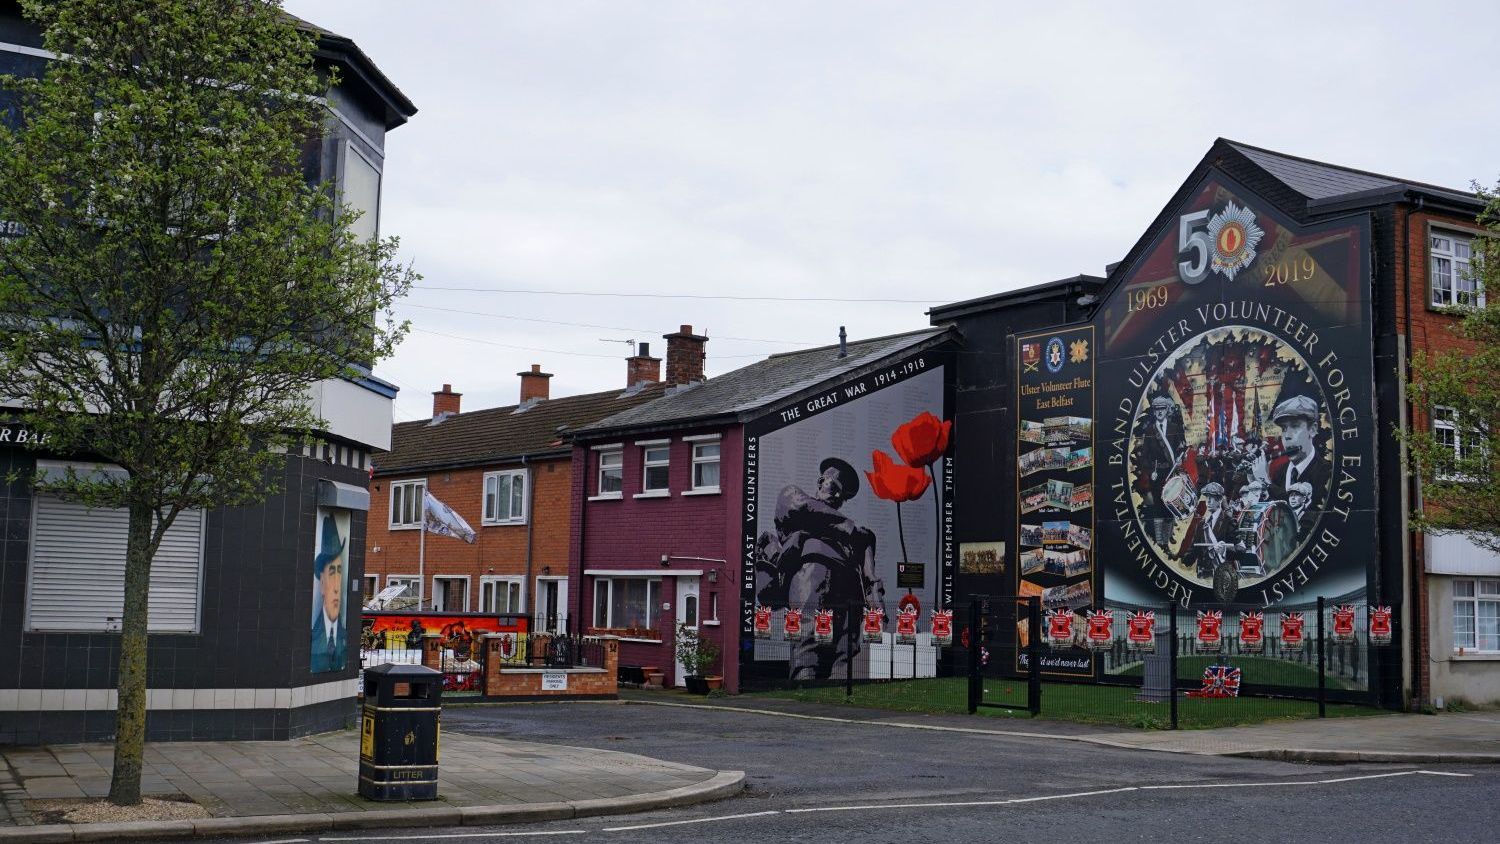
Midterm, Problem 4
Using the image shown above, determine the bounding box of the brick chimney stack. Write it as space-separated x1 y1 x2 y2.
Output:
626 341 661 387
518 364 553 402
663 325 708 386
432 383 461 417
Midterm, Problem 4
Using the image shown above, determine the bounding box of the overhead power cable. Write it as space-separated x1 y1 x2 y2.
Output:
415 285 941 304
410 327 770 360
400 302 814 345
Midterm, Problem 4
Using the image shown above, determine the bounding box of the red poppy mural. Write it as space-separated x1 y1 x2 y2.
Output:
868 412 951 600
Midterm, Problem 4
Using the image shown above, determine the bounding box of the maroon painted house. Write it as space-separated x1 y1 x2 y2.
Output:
569 326 956 693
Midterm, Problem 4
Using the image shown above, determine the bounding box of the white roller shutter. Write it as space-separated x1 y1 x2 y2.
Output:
26 496 204 633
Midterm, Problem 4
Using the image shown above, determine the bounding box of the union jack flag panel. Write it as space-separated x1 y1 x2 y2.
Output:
1198 664 1242 698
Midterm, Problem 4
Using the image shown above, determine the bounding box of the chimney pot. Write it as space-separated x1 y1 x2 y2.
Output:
518 364 553 402
432 384 462 417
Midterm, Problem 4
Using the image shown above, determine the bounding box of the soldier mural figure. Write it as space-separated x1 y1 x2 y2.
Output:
755 457 885 680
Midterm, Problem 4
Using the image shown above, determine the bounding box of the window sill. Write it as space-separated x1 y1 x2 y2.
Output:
481 519 528 527
389 524 422 531
701 619 721 627
588 493 623 502
633 490 670 500
1450 651 1500 661
619 636 665 644
682 487 721 496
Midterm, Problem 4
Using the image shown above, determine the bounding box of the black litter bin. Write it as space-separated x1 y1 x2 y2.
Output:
358 663 441 801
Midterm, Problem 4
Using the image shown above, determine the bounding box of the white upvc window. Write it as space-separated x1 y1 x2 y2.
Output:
480 576 525 615
432 575 469 613
389 479 425 529
592 577 661 630
482 469 527 525
595 446 623 498
1431 230 1483 309
640 440 671 494
1432 406 1487 481
691 441 721 491
341 140 382 243
1453 578 1500 654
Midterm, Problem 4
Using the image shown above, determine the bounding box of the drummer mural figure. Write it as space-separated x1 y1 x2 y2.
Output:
1135 395 1188 544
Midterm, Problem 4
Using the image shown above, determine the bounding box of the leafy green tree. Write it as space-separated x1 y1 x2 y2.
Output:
1402 181 1500 551
0 0 413 804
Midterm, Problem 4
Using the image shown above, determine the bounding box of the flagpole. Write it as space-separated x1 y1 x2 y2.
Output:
418 510 426 611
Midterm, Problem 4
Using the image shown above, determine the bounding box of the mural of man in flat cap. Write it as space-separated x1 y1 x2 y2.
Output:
311 510 349 674
1260 395 1330 511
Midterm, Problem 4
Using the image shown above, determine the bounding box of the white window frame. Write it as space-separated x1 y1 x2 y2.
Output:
591 576 662 634
479 575 525 616
1432 405 1487 481
1453 578 1500 654
389 479 426 530
340 139 382 243
592 444 623 500
638 439 671 497
481 469 527 525
688 439 722 494
1430 228 1484 309
361 574 378 598
431 575 470 613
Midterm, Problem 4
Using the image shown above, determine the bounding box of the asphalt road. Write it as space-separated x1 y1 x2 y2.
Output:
201 700 1499 843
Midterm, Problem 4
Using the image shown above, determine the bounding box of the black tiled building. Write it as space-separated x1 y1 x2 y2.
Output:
0 3 416 743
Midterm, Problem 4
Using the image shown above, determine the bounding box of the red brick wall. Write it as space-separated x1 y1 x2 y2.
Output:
1396 206 1487 703
366 456 573 611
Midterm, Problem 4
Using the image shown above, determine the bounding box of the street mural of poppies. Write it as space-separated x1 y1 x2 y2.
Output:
742 352 951 683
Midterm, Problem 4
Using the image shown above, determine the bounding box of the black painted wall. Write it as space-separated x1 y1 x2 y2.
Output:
0 446 368 743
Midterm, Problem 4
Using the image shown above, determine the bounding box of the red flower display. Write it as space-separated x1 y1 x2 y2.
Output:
891 411 952 468
865 450 931 502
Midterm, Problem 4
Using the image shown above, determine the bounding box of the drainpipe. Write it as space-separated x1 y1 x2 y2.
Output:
522 454 535 620
1402 195 1425 709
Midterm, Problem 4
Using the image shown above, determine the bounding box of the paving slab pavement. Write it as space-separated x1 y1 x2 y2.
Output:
0 729 743 842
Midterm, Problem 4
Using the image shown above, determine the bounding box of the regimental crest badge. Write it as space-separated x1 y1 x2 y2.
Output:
1369 606 1393 646
1045 337 1065 374
1021 342 1041 373
782 608 803 640
1069 338 1089 365
930 610 954 646
1207 201 1264 280
1045 608 1075 648
1126 610 1156 652
863 606 886 642
1239 611 1265 654
1085 609 1114 651
896 606 919 644
1332 604 1356 643
1280 611 1305 652
1197 609 1223 651
813 609 835 643
754 605 773 639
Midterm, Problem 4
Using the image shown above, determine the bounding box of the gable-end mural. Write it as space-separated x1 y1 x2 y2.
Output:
742 352 953 684
1094 173 1375 613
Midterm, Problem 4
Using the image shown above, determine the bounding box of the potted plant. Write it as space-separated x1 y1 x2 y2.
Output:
675 623 721 695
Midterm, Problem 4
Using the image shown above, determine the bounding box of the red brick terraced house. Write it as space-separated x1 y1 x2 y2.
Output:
366 361 666 633
569 326 958 693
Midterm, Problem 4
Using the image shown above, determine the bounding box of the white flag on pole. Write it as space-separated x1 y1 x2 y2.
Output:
422 490 476 544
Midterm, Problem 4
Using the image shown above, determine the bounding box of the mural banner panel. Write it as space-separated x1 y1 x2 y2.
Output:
742 351 951 683
1015 326 1096 677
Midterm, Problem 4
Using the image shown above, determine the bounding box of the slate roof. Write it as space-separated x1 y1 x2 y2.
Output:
575 327 953 437
374 383 668 476
1223 139 1480 209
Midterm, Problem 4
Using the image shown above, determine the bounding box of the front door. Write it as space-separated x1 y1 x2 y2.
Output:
673 577 701 686
535 577 569 633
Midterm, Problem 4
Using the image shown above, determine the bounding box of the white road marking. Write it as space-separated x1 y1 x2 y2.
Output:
322 831 586 842
1415 769 1474 777
248 839 309 844
601 810 782 831
784 787 1139 813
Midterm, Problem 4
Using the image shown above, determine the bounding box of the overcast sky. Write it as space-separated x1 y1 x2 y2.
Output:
284 0 1499 423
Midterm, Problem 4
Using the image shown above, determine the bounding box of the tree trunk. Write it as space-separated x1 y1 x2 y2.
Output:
108 499 155 806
